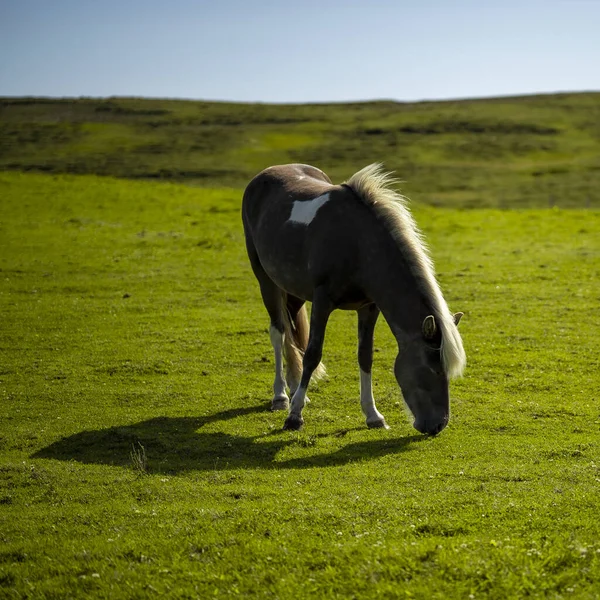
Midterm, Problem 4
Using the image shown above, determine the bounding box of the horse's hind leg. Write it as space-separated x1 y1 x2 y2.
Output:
268 315 290 411
244 237 290 410
255 280 290 411
357 304 389 429
284 294 306 396
284 286 333 431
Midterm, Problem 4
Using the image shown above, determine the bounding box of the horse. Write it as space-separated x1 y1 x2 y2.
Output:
242 163 466 435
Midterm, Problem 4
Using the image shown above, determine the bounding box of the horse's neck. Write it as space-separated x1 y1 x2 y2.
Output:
363 245 428 346
380 295 425 348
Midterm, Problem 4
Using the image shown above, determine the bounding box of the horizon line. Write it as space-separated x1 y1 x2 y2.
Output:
1 89 599 107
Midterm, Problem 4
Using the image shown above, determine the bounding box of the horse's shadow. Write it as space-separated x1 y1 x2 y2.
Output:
32 403 423 473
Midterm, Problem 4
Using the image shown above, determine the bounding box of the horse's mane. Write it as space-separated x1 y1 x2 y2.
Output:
344 163 466 378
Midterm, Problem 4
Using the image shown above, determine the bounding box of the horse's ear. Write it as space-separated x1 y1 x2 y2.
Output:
453 312 464 326
422 315 437 340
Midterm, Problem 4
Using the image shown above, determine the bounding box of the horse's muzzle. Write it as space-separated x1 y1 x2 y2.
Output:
413 414 449 436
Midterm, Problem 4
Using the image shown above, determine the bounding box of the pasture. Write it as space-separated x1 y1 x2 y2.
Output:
1 170 599 598
2 93 600 208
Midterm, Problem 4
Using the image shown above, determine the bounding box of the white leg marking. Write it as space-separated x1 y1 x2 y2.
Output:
270 326 289 404
287 379 310 404
288 193 330 226
289 384 308 417
360 369 386 426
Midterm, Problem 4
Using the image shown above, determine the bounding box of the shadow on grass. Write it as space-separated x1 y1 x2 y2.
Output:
32 403 424 473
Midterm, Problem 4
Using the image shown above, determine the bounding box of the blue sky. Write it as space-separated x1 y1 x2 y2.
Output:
1 0 599 103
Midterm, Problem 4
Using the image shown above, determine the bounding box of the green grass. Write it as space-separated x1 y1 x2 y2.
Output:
1 93 600 208
1 171 599 598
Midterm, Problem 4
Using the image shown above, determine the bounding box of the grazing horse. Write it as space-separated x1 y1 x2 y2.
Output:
242 164 466 435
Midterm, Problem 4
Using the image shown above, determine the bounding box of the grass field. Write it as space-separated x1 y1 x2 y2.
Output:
2 93 600 208
1 170 599 598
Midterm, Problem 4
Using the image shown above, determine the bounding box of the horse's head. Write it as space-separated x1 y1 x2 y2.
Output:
394 312 463 435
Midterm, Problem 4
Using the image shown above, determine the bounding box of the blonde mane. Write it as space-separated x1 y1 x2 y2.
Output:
344 164 466 378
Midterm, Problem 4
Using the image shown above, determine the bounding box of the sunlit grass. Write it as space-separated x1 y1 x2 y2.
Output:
0 172 599 597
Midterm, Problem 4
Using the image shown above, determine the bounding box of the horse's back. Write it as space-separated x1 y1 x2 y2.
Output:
242 164 333 223
249 163 333 192
242 164 369 302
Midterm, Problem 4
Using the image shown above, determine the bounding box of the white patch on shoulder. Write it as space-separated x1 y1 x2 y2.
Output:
288 193 330 225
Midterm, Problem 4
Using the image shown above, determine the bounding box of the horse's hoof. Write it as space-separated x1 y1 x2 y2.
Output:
367 418 390 430
283 414 304 431
271 396 289 411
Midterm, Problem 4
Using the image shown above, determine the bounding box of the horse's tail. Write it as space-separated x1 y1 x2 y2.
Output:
282 297 326 389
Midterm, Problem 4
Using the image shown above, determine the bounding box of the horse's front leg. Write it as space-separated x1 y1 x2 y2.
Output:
357 304 389 429
283 287 333 431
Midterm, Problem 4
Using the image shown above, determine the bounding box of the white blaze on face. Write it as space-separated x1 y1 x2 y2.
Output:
288 193 330 226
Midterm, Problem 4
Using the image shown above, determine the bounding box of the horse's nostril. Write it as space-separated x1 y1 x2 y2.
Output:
433 417 449 435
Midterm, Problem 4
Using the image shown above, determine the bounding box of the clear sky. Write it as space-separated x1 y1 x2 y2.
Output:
1 0 599 103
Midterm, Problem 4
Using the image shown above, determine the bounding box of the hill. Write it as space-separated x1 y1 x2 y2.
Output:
1 92 599 207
